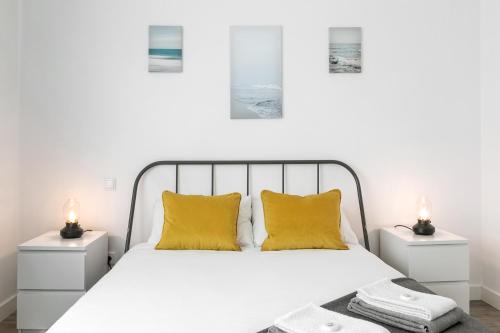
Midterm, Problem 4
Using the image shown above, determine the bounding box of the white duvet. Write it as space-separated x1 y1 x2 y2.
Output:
48 244 402 333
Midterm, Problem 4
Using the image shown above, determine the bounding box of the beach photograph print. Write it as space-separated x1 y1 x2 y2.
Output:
149 26 182 73
230 26 282 119
329 27 362 73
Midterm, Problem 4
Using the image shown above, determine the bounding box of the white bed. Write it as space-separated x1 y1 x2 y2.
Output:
48 243 402 333
47 160 403 332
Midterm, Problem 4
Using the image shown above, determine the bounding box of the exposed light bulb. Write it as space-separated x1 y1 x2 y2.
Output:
68 210 77 223
416 196 432 222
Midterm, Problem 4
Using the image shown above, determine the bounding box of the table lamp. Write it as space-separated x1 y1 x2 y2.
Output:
60 198 84 239
412 196 435 235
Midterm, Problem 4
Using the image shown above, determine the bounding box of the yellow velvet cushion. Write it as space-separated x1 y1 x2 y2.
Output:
261 189 348 251
155 191 241 251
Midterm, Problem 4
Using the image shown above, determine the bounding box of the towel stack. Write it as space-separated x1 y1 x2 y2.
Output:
270 303 390 333
347 278 465 333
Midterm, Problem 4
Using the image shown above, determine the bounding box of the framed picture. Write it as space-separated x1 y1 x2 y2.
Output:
329 27 362 73
230 26 282 119
149 26 183 73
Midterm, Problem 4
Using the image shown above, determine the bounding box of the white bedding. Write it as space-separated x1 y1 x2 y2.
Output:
48 244 403 333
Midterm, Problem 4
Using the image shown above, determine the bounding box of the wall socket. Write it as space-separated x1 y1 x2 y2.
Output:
108 251 117 267
103 178 116 191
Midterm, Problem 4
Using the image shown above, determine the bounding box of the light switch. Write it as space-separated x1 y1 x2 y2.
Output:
104 178 116 191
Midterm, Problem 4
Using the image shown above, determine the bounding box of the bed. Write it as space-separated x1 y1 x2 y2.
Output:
44 160 479 333
48 244 402 332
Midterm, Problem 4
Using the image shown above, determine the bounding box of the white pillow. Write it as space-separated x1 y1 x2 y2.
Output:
340 210 359 245
147 195 254 248
236 196 254 247
252 197 359 246
251 197 267 247
147 199 166 245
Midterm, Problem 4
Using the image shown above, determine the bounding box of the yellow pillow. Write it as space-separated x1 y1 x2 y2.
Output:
261 189 348 251
155 191 241 251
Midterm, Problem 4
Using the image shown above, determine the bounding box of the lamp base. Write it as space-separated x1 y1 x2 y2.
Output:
412 220 435 235
60 222 84 239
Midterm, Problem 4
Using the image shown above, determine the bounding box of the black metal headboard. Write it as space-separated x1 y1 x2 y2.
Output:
125 160 370 252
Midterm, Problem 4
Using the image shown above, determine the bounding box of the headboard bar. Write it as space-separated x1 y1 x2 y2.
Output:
125 160 370 252
317 164 320 194
281 164 285 193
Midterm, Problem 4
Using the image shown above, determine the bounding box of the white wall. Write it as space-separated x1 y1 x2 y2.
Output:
480 0 500 308
0 0 20 320
19 0 482 285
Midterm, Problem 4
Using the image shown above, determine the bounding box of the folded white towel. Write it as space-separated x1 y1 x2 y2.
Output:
357 278 457 321
274 303 390 333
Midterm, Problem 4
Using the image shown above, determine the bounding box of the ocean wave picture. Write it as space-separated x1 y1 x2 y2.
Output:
232 85 282 119
149 26 183 73
230 26 282 119
329 27 362 73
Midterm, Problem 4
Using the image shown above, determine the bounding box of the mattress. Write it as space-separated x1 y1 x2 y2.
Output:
48 244 403 333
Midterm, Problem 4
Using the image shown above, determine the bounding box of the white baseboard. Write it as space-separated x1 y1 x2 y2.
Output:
482 285 500 310
470 284 482 300
0 294 16 322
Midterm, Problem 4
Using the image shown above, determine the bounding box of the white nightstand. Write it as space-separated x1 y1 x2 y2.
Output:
17 231 108 332
380 227 470 313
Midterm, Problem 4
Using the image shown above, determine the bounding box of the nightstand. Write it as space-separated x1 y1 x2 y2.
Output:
380 227 470 313
17 231 108 332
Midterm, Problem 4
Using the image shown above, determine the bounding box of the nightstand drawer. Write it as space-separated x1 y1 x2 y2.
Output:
408 244 469 282
18 251 85 290
17 290 84 330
